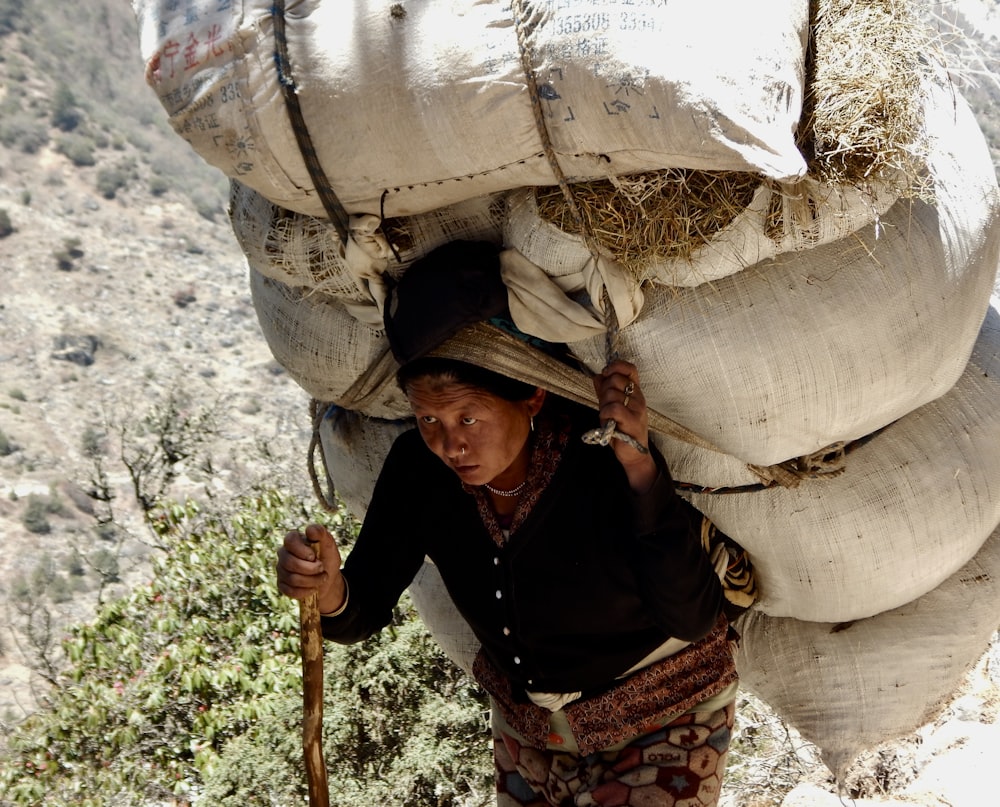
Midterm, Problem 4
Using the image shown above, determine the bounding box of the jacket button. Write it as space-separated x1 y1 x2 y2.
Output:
495 590 502 599
493 556 500 565
503 627 511 636
514 656 521 665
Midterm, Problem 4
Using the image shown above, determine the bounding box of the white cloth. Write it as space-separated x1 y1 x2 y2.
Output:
341 214 393 327
500 247 643 343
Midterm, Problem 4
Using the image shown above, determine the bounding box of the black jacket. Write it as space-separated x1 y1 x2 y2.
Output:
322 415 724 695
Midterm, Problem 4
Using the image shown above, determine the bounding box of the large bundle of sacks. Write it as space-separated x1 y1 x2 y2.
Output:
136 0 1000 776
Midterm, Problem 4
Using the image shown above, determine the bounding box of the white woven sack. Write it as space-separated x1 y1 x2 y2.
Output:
735 520 1000 778
408 561 481 678
685 302 1000 622
249 268 411 420
230 181 506 296
570 82 1000 468
316 407 414 523
505 178 900 288
133 0 807 218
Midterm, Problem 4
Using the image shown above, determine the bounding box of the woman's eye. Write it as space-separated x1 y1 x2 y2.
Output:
421 416 438 424
461 417 478 425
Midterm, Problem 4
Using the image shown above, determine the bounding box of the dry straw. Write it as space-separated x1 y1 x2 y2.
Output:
534 170 762 281
802 0 937 192
535 0 940 280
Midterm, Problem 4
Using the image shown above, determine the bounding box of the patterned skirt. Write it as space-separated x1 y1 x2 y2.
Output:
494 700 735 807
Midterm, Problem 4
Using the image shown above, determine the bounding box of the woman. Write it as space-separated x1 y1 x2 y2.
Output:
277 242 738 806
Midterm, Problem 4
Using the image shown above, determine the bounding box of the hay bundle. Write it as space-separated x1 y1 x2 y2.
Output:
802 0 936 189
533 170 762 281
534 0 939 279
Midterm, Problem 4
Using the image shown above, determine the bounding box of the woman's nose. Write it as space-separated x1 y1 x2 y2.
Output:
443 431 466 459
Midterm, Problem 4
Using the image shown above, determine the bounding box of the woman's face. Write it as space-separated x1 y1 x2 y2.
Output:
405 377 545 488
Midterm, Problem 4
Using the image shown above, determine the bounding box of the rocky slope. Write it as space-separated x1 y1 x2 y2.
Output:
0 41 316 720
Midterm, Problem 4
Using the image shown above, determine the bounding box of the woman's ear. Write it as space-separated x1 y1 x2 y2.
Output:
527 387 547 417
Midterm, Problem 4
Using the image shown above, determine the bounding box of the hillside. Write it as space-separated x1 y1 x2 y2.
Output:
1 1 1000 805
0 0 313 719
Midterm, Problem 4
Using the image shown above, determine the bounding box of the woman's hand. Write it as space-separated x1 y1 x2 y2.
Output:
594 360 659 494
276 523 346 615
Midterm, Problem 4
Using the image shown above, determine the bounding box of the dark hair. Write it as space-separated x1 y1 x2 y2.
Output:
396 357 537 402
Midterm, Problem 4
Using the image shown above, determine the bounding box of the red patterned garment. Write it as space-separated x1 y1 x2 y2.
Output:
473 616 737 755
494 700 736 807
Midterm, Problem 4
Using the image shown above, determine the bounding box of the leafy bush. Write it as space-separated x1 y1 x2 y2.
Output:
87 547 119 584
21 495 52 534
0 491 492 807
0 427 14 456
0 114 49 153
0 0 26 35
96 158 139 199
80 425 105 458
54 133 97 167
95 166 127 199
50 83 82 132
0 207 12 238
53 237 84 271
204 607 492 807
148 175 169 196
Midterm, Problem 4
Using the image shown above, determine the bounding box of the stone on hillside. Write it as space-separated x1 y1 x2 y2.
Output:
51 334 100 366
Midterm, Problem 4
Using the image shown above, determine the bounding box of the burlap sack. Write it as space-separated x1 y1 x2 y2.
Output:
249 268 411 420
569 82 1000 468
684 302 1000 622
316 407 414 522
230 182 506 297
245 191 508 418
734 520 1000 778
134 0 807 218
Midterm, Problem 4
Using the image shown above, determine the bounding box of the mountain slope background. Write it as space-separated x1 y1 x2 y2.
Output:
0 0 314 720
1 1 1000 805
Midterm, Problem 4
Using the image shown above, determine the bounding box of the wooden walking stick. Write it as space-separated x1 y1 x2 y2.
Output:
300 534 330 807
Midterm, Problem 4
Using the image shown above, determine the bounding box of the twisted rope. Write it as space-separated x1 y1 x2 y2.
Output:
307 399 339 513
512 1 637 452
272 0 350 245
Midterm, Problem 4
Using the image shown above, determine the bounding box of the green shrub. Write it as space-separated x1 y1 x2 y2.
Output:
47 574 72 604
192 192 222 222
8 387 26 401
0 427 14 456
0 0 26 35
125 129 151 152
87 548 119 583
21 495 52 534
0 208 12 238
96 158 138 200
53 237 84 271
148 175 169 196
64 549 86 577
50 83 82 132
80 425 104 458
0 492 491 807
95 166 127 199
55 134 97 167
0 114 49 153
